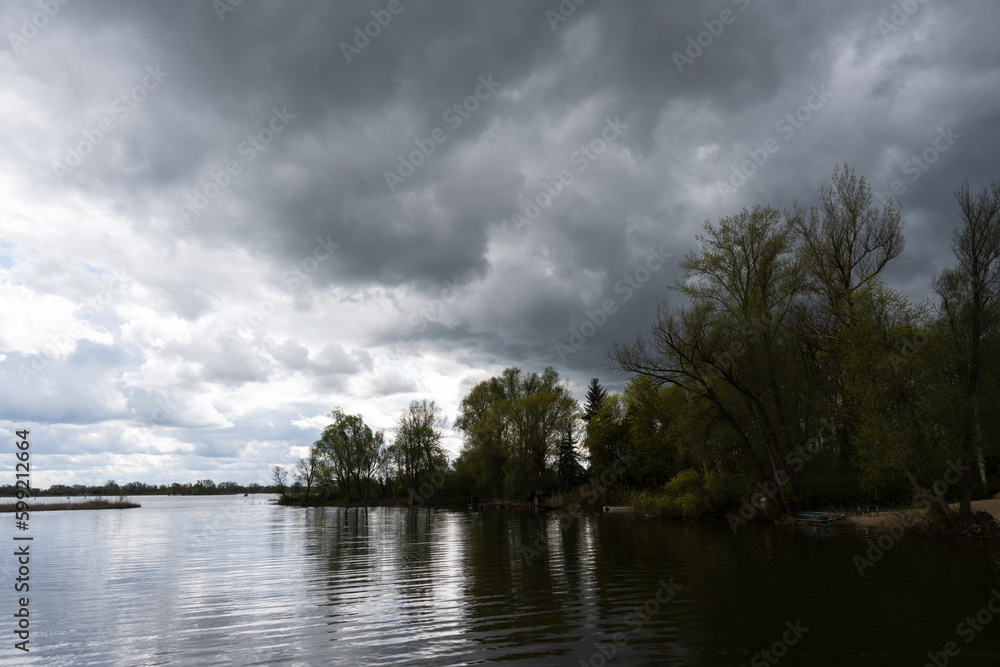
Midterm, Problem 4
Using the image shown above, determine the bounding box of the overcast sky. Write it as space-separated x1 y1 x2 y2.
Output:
1 0 998 488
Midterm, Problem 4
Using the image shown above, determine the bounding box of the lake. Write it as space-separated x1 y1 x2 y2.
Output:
4 495 1000 665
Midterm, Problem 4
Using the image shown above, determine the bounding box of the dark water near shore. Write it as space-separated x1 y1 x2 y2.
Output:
4 495 1000 665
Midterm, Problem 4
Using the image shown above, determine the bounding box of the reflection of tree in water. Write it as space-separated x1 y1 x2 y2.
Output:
585 515 685 653
303 508 445 632
290 508 1000 662
391 508 438 609
304 506 377 579
457 510 596 660
580 518 999 661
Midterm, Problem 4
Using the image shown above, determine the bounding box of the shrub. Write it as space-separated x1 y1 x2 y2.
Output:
633 469 737 519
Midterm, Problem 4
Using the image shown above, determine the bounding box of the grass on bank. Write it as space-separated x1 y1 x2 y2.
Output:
0 497 141 512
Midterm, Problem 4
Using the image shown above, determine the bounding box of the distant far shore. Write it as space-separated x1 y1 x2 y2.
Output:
0 498 141 512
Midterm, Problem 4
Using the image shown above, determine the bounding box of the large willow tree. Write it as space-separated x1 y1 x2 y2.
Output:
612 167 921 514
612 204 804 512
315 408 387 506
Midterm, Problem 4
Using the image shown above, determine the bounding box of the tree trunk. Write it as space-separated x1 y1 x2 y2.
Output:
905 468 958 527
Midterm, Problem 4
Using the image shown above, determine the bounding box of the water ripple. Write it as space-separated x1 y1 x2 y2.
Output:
4 497 999 666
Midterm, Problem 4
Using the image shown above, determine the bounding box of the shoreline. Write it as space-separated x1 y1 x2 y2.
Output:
817 498 1000 533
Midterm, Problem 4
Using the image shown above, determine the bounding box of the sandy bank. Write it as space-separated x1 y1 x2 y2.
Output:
838 498 1000 529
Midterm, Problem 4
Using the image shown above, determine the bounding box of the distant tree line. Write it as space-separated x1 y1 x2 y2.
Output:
0 479 275 497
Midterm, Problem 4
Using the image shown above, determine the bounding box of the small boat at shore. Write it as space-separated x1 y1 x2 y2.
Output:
603 505 633 513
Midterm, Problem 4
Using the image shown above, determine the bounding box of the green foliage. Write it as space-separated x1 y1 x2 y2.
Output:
390 399 447 506
556 424 585 490
611 166 1000 523
584 393 630 481
455 366 578 500
583 378 607 421
632 469 735 519
664 469 708 517
583 377 696 491
314 408 390 505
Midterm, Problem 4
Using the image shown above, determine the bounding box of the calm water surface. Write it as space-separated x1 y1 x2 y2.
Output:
4 495 1000 666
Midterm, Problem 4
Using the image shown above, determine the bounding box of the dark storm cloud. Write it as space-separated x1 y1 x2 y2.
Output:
2 0 999 482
